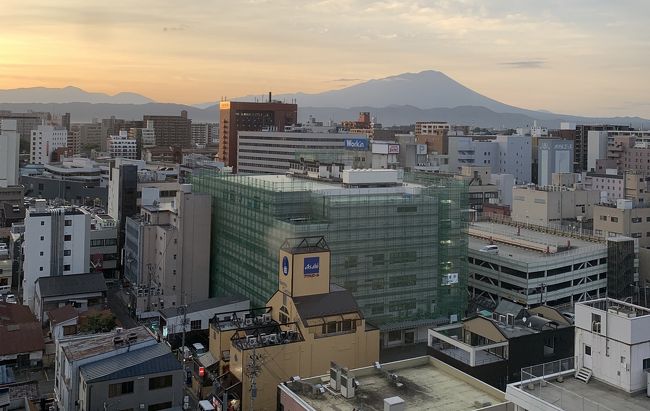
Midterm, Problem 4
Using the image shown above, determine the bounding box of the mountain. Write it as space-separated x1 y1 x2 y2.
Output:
0 86 155 104
232 70 533 114
1 71 647 127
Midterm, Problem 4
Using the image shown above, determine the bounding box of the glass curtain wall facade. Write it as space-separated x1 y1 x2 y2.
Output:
192 170 468 330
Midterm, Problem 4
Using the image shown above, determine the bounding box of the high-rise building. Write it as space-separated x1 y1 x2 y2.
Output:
415 121 450 154
30 124 68 165
574 124 632 172
0 111 48 149
191 122 217 147
76 122 103 152
193 169 468 345
0 119 20 187
143 110 191 148
123 185 211 315
140 120 156 147
537 138 574 186
23 201 91 309
218 101 297 170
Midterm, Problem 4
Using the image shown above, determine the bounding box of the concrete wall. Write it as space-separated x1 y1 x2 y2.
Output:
79 367 184 411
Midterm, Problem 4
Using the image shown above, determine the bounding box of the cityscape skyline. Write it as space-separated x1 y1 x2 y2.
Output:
2 1 650 117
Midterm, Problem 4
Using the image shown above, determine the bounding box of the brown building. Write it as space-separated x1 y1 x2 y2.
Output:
218 101 297 170
143 110 192 149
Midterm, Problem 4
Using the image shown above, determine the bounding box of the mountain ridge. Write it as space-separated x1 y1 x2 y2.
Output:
0 86 154 104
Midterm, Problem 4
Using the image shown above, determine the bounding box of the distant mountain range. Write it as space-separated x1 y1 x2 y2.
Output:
0 72 647 128
0 86 154 104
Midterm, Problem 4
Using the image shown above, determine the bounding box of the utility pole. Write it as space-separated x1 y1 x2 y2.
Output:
245 347 263 411
178 304 188 367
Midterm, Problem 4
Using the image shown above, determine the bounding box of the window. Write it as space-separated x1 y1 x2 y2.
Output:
387 330 402 343
63 265 71 271
63 325 77 336
108 381 134 397
279 306 289 324
643 358 650 370
64 219 72 226
40 236 44 241
149 375 173 390
611 217 619 222
190 320 201 330
64 250 71 256
64 235 72 241
148 402 172 411
173 255 177 260
39 267 43 272
632 217 642 223
41 221 45 226
40 251 44 256
591 313 602 333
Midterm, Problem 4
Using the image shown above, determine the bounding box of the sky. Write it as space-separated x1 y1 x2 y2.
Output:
1 0 650 117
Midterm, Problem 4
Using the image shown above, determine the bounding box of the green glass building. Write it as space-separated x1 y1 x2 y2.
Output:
192 170 468 343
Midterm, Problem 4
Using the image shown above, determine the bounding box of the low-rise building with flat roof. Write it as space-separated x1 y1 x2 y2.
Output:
278 355 510 411
429 300 573 389
505 298 650 411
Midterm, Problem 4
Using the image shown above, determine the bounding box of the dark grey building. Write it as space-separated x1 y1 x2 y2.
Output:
78 343 183 411
21 175 107 206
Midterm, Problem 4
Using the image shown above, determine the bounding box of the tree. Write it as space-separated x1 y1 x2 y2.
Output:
81 312 117 333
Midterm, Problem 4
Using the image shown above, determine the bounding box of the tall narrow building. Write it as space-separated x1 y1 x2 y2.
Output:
0 119 20 187
218 99 297 170
143 110 192 148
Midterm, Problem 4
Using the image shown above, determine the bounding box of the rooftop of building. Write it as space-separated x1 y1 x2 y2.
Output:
79 343 180 383
212 172 426 193
292 284 363 327
231 321 304 351
36 272 107 298
0 302 37 326
62 326 154 361
507 358 650 411
26 205 86 217
47 305 79 325
0 322 44 356
283 356 507 411
468 221 605 262
159 296 248 318
577 297 650 318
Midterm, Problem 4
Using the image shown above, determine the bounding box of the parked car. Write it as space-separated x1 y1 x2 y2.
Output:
5 294 17 304
479 245 499 254
192 342 207 356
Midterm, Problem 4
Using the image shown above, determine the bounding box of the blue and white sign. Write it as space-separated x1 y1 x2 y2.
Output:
303 256 320 277
344 138 369 150
282 256 289 276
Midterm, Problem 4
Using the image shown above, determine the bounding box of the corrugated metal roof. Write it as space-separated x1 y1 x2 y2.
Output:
80 343 181 383
37 273 107 297
159 296 248 318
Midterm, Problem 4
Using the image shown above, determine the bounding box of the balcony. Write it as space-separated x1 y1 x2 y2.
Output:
428 324 507 367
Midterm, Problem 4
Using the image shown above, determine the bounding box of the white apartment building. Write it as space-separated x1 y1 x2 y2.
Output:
141 120 156 147
23 200 90 310
237 130 367 174
0 119 20 187
30 124 68 165
108 130 138 159
505 299 650 411
448 135 532 184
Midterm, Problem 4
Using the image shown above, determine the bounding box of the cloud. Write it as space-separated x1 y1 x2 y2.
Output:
499 60 547 69
163 25 186 32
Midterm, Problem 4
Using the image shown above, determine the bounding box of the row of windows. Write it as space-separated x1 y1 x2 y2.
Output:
90 238 118 247
108 375 173 398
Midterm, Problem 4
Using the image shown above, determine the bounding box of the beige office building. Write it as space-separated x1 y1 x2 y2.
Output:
511 174 600 226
